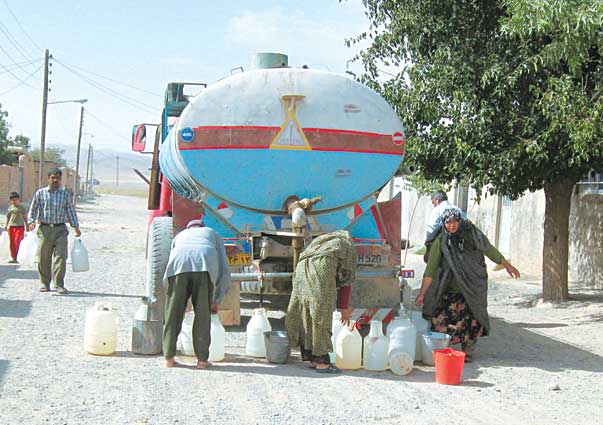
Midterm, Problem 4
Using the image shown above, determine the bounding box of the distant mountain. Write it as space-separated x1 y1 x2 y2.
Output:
49 144 152 185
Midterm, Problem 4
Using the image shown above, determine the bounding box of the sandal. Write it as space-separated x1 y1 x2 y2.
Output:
315 364 341 374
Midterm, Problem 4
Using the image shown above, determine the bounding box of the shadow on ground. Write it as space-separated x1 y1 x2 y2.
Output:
0 265 39 288
479 317 603 374
62 291 143 299
513 285 603 310
0 359 8 392
0 298 32 318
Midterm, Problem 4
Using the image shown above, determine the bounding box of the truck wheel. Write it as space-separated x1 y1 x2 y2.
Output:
146 216 173 320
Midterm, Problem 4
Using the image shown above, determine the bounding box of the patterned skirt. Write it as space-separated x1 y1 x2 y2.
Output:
431 292 484 351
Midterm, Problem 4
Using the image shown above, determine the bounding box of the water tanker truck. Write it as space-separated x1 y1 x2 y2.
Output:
131 53 413 332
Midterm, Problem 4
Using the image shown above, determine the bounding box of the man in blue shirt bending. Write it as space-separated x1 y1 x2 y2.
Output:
162 219 231 369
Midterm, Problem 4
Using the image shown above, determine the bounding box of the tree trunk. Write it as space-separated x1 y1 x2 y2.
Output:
542 178 575 301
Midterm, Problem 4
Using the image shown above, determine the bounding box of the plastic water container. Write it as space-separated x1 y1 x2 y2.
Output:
0 231 10 258
330 311 344 358
84 302 118 355
363 320 388 371
246 308 272 357
178 312 195 356
386 304 411 338
335 322 362 370
388 317 416 375
17 232 38 265
434 348 466 385
420 331 451 366
209 314 226 362
410 310 429 362
71 238 90 272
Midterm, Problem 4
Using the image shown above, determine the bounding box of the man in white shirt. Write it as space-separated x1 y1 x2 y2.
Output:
162 219 231 369
424 191 465 262
425 190 454 243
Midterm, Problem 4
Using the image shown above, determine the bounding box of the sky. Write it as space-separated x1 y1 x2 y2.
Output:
0 0 371 159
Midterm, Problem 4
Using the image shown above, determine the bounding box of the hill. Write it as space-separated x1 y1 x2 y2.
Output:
49 144 152 186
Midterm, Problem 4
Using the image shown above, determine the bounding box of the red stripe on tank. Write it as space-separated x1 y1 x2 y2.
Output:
178 125 404 156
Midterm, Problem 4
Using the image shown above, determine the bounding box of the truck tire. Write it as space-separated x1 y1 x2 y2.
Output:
146 216 173 321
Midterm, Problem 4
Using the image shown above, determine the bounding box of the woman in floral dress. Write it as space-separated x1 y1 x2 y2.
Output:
416 209 520 361
286 231 356 373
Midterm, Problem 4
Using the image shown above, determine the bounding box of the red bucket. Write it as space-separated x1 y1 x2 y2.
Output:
433 348 466 385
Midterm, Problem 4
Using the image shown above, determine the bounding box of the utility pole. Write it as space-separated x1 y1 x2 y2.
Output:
116 156 120 187
38 49 50 189
90 145 94 195
84 143 91 195
74 106 84 205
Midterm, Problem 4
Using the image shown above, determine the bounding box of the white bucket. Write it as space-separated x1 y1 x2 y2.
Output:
420 331 451 366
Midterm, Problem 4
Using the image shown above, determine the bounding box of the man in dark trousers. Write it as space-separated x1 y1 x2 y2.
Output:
163 219 231 369
27 167 81 294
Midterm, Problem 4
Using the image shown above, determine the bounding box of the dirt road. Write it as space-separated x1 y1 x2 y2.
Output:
0 195 601 425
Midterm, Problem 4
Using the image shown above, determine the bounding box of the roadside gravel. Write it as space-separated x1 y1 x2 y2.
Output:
0 195 601 425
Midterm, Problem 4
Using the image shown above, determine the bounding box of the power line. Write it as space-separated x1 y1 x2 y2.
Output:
85 109 133 144
0 58 42 75
54 58 159 114
0 44 38 89
0 19 34 61
2 0 42 52
0 63 41 96
58 58 162 98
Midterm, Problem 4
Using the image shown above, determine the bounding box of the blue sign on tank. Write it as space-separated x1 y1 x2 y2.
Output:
180 127 194 142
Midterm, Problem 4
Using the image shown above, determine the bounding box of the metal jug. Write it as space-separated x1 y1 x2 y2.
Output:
131 296 163 355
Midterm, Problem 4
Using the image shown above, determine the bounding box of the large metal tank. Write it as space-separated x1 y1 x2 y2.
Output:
159 65 405 212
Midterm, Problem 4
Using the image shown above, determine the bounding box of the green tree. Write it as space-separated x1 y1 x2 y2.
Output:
0 103 32 164
0 103 18 165
12 134 30 150
30 147 67 167
352 0 603 301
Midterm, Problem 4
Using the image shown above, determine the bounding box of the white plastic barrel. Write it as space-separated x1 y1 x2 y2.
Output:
410 310 429 362
0 231 10 258
84 302 118 355
363 320 388 371
245 308 272 357
71 238 90 272
178 312 195 356
17 232 38 265
209 314 226 362
331 311 344 352
388 317 416 375
335 322 362 370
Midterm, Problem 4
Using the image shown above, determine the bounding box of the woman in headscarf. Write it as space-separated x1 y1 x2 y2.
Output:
286 230 356 373
415 208 520 361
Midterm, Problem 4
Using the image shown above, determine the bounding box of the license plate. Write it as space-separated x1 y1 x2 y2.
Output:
357 253 385 264
227 253 251 266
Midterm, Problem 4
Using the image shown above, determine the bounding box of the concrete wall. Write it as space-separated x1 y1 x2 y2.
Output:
508 191 545 276
0 165 21 209
0 155 67 209
467 189 499 244
18 154 35 202
569 189 603 289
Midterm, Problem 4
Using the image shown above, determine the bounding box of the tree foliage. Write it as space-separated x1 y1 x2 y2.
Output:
351 0 603 198
0 103 28 165
30 147 67 167
351 0 603 300
0 103 66 167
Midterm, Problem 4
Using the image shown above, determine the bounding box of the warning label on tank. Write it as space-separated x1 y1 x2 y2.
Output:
270 113 311 150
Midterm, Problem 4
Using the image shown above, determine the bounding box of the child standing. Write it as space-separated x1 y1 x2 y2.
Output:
5 192 27 264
